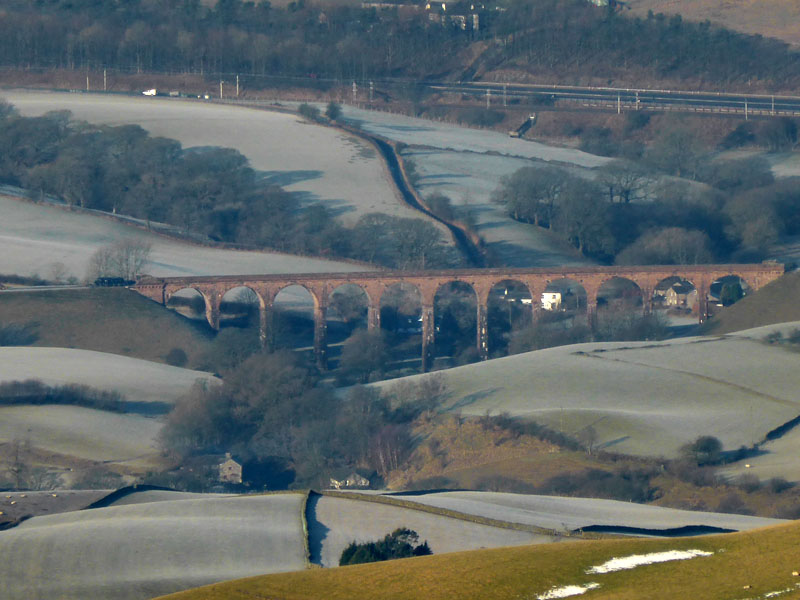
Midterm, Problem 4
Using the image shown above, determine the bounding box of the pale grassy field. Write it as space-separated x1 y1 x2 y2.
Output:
338 104 610 267
0 193 366 279
382 491 784 532
0 347 217 404
376 331 800 459
0 493 308 600
1 488 787 599
409 149 595 267
0 90 406 279
104 490 232 506
2 91 409 225
155 520 800 600
0 405 162 467
627 0 800 46
339 105 611 168
308 494 548 567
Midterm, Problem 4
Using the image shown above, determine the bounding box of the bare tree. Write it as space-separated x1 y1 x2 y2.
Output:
49 261 71 284
86 239 152 281
578 425 598 456
598 160 653 203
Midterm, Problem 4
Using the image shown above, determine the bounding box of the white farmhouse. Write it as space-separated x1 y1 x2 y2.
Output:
541 292 562 311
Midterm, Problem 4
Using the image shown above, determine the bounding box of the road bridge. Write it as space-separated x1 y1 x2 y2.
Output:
133 263 784 371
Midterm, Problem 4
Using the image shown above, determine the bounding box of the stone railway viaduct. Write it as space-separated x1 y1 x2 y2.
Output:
133 263 785 371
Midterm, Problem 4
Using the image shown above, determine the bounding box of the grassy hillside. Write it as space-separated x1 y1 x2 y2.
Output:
375 334 800 459
0 288 213 366
627 0 800 47
703 271 800 335
0 493 309 600
157 521 800 600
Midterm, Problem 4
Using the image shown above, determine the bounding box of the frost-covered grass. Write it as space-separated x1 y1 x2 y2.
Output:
339 105 611 168
155 519 800 600
0 192 366 279
0 493 309 600
1 490 551 600
308 494 549 567
0 348 216 469
382 491 784 533
0 347 216 405
0 90 401 279
408 150 594 267
2 91 406 225
374 333 800 458
0 405 162 467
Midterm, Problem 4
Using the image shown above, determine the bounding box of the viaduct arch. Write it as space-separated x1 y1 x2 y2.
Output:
133 263 785 372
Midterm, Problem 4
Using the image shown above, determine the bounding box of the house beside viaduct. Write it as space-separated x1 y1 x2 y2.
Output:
133 263 785 371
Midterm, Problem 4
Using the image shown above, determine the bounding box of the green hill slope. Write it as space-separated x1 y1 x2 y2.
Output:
156 520 800 600
0 288 213 366
703 271 800 335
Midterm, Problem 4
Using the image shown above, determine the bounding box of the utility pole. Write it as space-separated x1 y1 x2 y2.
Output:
86 74 90 92
103 69 107 92
617 92 621 114
745 98 748 120
236 75 239 98
219 80 223 99
486 88 490 109
772 95 775 116
352 81 357 103
503 84 507 107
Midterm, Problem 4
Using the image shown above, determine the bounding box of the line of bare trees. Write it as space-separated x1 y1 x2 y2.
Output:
0 0 798 89
493 116 800 264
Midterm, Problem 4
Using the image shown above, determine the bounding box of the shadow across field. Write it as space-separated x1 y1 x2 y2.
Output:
305 492 331 567
259 169 324 188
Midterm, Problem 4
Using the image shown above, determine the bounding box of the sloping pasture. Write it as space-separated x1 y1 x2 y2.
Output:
2 90 410 225
0 192 366 279
382 491 784 533
0 347 216 405
0 405 163 468
307 493 549 567
0 493 308 600
377 334 800 458
154 520 800 600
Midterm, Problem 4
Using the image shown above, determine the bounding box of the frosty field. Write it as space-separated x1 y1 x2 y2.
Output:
381 491 783 533
2 91 409 225
0 192 366 279
0 493 309 600
380 330 800 459
0 347 216 404
409 149 595 267
339 105 611 168
0 405 161 466
308 494 548 567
